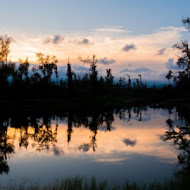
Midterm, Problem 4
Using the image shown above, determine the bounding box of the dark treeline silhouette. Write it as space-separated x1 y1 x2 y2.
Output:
0 50 149 100
0 18 190 102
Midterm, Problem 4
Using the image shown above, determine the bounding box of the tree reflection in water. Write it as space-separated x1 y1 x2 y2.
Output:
164 107 190 182
0 119 14 174
0 104 189 180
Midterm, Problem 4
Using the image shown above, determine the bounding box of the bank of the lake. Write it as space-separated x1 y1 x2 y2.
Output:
0 95 189 112
2 176 190 190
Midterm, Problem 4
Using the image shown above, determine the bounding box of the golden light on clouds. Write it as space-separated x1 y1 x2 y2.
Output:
6 26 185 65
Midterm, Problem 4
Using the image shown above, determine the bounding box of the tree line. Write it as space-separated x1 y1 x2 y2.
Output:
0 18 190 99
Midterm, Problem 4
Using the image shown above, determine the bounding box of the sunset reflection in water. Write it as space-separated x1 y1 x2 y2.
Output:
0 107 183 185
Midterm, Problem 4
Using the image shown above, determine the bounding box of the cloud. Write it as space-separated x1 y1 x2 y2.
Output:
43 38 50 43
73 65 89 72
120 67 153 73
78 143 91 152
95 158 125 163
52 146 64 157
156 48 166 55
165 58 179 70
7 26 185 72
159 73 167 78
123 138 137 147
79 38 90 45
53 35 64 44
122 43 136 52
98 57 116 65
44 34 64 44
94 26 127 33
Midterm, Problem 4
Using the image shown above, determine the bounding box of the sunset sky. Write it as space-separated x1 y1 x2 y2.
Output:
1 0 190 81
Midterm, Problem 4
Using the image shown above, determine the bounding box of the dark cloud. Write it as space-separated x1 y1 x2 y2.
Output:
165 58 179 70
52 147 64 157
98 57 116 65
156 48 166 55
120 67 152 73
53 35 64 44
122 43 136 52
79 38 90 45
123 138 137 147
44 35 64 44
78 143 91 152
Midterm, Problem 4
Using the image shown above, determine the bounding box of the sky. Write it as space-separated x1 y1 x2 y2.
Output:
1 0 190 81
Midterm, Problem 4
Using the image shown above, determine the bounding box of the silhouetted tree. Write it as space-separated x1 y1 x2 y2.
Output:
127 74 132 89
67 112 73 144
166 70 173 86
105 69 114 88
79 55 98 90
118 77 125 88
18 58 30 83
0 35 11 64
67 61 74 92
182 17 190 32
30 72 42 84
0 128 14 174
164 116 190 180
166 18 190 90
35 53 58 84
138 74 142 84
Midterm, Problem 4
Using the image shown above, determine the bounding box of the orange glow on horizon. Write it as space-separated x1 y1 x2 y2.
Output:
6 121 178 163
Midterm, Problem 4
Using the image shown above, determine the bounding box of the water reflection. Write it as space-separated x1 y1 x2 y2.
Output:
164 107 190 180
0 105 189 184
0 127 14 174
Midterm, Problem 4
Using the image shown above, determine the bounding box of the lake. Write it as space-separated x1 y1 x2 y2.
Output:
0 104 189 186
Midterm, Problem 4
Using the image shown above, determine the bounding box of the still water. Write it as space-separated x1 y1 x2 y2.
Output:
0 105 189 185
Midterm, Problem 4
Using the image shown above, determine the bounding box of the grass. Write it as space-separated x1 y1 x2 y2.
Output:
2 176 189 190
